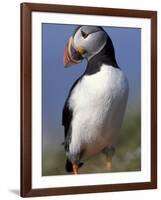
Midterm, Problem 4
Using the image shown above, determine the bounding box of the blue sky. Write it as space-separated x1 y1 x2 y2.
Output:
42 24 141 147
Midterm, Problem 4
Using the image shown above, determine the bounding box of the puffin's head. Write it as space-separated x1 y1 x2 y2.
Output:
64 25 108 67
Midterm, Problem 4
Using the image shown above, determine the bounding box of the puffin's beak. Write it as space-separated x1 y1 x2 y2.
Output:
64 37 84 67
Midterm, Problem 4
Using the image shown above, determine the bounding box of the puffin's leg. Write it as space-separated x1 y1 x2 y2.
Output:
106 155 112 171
73 163 78 175
102 146 115 172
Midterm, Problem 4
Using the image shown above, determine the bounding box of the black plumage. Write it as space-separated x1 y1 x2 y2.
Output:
85 36 119 75
62 77 84 172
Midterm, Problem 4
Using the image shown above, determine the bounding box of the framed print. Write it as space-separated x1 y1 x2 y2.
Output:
21 3 157 197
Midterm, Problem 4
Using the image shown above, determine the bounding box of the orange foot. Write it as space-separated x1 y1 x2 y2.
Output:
73 163 78 175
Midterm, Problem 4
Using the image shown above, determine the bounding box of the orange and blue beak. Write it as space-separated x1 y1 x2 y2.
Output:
63 37 84 67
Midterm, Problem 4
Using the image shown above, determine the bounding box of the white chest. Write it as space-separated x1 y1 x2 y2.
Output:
68 65 129 159
69 65 128 112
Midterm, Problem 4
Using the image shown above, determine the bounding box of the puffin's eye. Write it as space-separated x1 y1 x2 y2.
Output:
81 30 88 39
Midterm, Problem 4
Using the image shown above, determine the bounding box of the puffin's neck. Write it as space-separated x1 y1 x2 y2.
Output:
85 38 119 75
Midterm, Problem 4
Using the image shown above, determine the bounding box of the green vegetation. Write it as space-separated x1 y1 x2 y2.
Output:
42 109 141 176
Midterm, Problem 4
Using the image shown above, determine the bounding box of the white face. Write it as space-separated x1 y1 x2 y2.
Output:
72 26 107 59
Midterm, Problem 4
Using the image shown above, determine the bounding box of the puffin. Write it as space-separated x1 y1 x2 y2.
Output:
62 25 129 174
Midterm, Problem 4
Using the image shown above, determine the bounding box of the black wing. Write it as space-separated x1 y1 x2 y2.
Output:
62 99 73 152
62 99 73 139
62 76 83 151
